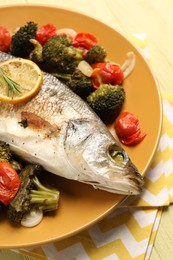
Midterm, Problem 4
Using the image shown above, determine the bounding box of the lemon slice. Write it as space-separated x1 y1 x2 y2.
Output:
0 58 43 104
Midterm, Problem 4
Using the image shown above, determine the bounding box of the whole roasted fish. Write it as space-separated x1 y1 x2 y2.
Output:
0 52 144 195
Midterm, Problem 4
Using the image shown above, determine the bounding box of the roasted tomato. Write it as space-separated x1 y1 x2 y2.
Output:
0 25 11 52
114 111 147 146
0 161 20 205
91 62 124 89
72 32 97 50
36 23 57 45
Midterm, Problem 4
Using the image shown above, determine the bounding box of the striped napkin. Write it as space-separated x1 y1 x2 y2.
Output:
13 34 173 260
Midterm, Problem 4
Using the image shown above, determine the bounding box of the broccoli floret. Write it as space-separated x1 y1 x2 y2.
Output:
0 140 12 162
85 45 107 64
0 140 22 172
87 84 125 119
29 39 43 64
7 164 60 225
54 70 93 99
10 159 23 172
66 70 93 98
10 21 37 58
42 35 83 74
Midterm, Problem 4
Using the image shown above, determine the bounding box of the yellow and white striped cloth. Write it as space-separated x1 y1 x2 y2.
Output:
14 34 173 260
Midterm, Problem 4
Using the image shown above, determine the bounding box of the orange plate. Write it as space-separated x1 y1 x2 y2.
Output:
0 5 162 248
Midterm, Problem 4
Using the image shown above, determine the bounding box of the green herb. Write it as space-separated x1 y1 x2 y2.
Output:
0 68 22 97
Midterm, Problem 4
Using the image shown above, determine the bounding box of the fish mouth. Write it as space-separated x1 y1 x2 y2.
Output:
82 167 144 195
119 164 144 195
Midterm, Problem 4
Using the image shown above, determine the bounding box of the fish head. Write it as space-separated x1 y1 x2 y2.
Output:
64 119 144 195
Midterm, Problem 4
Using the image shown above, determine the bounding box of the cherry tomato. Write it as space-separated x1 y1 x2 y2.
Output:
114 111 147 146
72 32 97 50
36 23 57 45
91 62 124 89
0 161 20 205
115 111 140 138
0 25 11 52
119 130 146 146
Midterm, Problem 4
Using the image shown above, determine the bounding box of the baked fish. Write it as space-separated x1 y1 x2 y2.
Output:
0 51 144 195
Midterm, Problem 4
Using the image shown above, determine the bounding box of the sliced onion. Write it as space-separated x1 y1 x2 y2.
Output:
21 207 43 227
77 60 93 77
56 28 77 40
121 52 136 78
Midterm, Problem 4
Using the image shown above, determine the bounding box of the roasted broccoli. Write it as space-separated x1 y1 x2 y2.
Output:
10 21 37 58
0 140 12 162
0 140 22 172
87 84 125 119
54 69 93 99
29 39 43 64
8 164 60 225
42 35 83 73
85 45 107 64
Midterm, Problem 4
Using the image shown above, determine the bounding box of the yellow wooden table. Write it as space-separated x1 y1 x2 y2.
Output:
0 1 173 259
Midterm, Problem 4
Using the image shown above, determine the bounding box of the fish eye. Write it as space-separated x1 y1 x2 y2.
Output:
108 144 128 163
